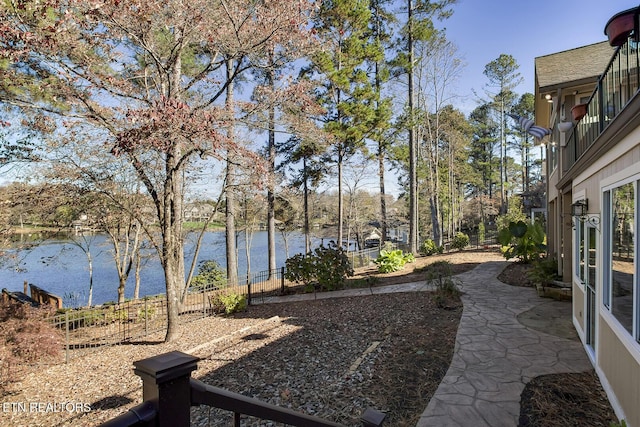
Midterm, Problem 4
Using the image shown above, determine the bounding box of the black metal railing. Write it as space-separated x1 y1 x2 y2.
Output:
564 34 640 173
100 351 386 427
47 236 496 361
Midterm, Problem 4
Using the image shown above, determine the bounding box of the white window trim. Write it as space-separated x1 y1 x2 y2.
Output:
601 175 640 346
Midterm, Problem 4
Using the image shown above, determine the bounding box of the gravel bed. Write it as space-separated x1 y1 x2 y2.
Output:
1 290 458 427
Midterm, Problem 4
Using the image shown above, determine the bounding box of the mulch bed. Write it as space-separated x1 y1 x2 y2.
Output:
498 262 620 427
518 371 618 427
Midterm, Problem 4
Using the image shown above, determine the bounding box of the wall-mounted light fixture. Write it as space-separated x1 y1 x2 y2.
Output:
571 199 588 218
545 94 553 103
571 199 600 230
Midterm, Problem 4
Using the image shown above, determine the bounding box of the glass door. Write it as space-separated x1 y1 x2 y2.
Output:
585 223 598 351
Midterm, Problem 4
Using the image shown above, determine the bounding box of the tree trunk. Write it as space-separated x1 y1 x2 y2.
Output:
407 0 418 253
163 150 186 343
378 150 387 245
134 254 141 300
303 157 311 253
337 153 344 249
267 52 277 276
430 196 441 247
225 59 238 286
117 276 126 304
87 252 93 307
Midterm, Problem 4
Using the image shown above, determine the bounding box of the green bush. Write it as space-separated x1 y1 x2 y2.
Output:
284 243 354 292
478 222 486 243
496 197 527 231
217 293 247 314
424 261 461 308
190 260 227 290
528 256 559 286
420 239 442 256
136 304 156 320
498 220 546 263
56 307 106 329
374 248 415 273
451 232 469 250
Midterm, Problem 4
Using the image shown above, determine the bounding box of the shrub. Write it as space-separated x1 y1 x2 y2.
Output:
528 256 559 286
424 261 461 308
374 248 415 273
498 220 546 263
56 307 106 329
496 197 527 231
137 304 157 320
478 222 486 243
451 232 469 250
284 243 354 292
1 301 63 393
190 260 227 290
420 239 442 256
217 293 247 314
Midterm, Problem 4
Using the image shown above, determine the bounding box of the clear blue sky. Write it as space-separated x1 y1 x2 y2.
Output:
437 0 632 114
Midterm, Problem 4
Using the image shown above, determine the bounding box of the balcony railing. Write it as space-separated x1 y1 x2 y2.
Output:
563 35 640 173
100 351 386 427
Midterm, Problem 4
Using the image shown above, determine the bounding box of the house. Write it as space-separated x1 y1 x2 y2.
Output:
535 7 640 426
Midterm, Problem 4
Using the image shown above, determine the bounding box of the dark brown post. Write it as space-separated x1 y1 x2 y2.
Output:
133 351 199 427
280 266 285 295
361 407 386 427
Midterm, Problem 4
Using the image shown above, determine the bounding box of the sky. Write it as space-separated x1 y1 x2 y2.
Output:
436 0 632 114
1 1 634 197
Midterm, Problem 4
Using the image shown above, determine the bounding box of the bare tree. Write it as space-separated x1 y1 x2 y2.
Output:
414 35 464 246
1 0 316 342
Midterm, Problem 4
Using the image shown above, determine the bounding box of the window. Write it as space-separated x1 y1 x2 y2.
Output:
603 180 638 341
575 219 585 286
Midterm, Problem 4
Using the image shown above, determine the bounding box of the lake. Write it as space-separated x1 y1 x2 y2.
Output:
0 230 323 307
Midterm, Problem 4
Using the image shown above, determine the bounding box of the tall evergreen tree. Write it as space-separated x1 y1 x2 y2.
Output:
510 93 536 193
277 137 329 253
394 0 456 252
468 104 500 224
368 0 395 245
309 0 382 248
482 54 522 214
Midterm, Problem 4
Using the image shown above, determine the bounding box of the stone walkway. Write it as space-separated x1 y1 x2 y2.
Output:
416 261 593 427
260 260 593 427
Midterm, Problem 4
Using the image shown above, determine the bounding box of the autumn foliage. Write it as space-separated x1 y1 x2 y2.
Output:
0 300 63 394
0 0 320 342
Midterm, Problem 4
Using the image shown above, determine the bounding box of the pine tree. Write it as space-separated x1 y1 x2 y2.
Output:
309 0 383 248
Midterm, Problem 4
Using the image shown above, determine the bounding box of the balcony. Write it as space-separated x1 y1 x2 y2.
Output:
562 34 640 174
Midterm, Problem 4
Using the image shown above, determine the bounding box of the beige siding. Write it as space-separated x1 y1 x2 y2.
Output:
562 192 573 281
573 284 585 334
573 137 640 427
599 318 640 427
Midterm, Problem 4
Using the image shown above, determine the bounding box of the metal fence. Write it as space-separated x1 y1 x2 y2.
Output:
50 234 498 361
465 229 500 249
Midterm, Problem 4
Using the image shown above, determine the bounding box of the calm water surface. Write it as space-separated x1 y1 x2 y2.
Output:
0 230 321 306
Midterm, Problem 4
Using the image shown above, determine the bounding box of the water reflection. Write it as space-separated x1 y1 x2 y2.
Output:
1 231 316 307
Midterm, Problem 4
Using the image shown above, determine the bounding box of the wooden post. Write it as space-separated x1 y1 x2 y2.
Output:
133 351 199 427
